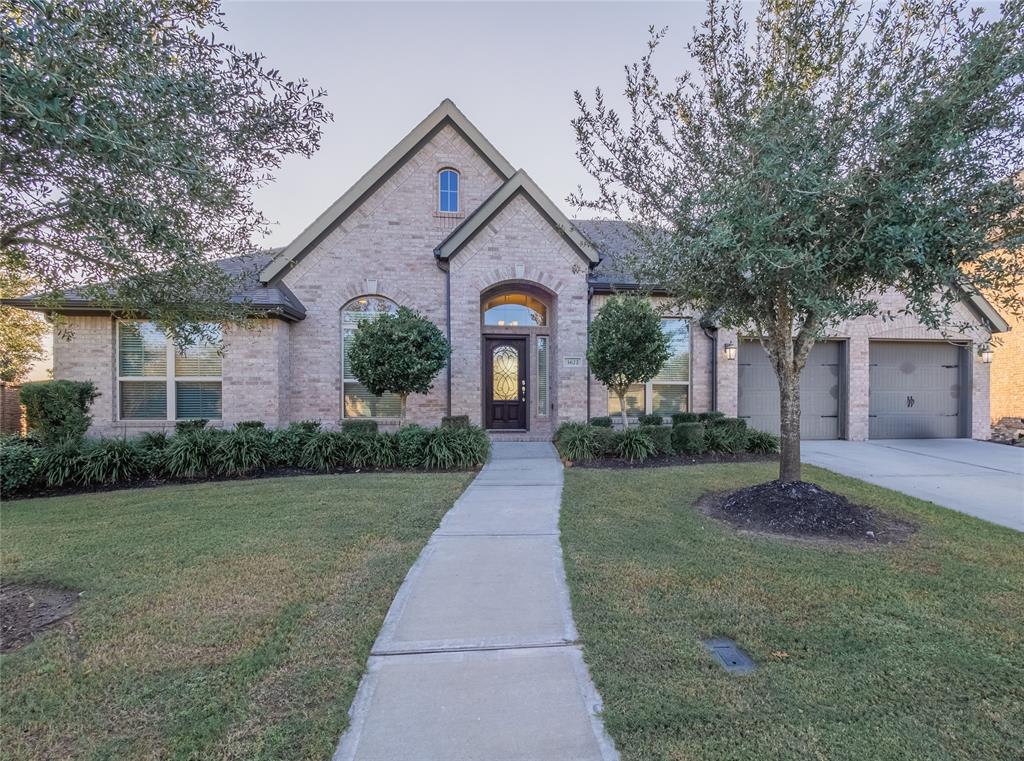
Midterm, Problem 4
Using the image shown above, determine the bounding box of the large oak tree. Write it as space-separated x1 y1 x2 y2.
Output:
0 0 331 345
573 0 1024 482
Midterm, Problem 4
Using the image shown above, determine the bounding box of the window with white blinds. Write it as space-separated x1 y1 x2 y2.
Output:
537 336 549 416
341 296 402 418
117 322 222 420
604 318 690 418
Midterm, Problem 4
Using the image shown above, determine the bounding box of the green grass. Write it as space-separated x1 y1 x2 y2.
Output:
1 472 472 760
561 463 1024 761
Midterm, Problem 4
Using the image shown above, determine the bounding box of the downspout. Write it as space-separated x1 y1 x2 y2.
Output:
702 323 718 412
586 284 593 421
438 258 452 417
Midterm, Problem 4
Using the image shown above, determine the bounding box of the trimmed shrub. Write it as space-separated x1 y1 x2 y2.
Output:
214 428 273 476
697 411 725 422
234 420 266 431
704 423 749 453
641 424 673 455
441 415 470 429
590 416 613 428
37 438 86 487
710 416 747 430
81 439 148 484
671 412 699 425
746 429 781 454
672 422 706 454
423 425 490 470
299 431 350 472
1 438 38 496
20 380 99 444
555 422 598 461
396 425 431 468
162 429 219 479
614 427 658 463
592 426 616 456
638 414 664 426
175 419 208 434
341 419 378 435
271 422 320 468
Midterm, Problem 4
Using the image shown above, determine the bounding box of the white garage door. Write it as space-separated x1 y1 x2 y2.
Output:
869 342 966 438
738 340 843 440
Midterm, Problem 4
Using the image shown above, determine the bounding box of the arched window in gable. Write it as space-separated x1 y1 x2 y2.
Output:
438 168 459 213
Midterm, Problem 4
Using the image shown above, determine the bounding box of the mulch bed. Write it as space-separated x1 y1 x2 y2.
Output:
3 465 482 502
570 452 778 470
697 481 916 545
1 584 80 653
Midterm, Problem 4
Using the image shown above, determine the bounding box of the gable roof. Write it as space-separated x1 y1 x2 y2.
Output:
434 170 599 265
261 99 517 283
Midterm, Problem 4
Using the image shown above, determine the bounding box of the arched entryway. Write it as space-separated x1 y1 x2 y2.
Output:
480 283 555 432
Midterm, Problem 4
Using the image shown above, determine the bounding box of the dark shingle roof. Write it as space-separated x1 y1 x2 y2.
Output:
572 219 664 291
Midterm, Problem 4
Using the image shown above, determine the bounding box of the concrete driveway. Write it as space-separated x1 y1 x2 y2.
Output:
801 439 1024 532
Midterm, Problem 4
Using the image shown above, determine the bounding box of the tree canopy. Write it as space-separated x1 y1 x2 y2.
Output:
573 0 1024 480
347 307 450 423
0 269 47 383
587 295 671 428
0 0 331 344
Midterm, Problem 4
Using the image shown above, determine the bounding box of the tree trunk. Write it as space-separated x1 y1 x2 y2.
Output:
777 368 802 482
399 392 409 429
617 391 629 429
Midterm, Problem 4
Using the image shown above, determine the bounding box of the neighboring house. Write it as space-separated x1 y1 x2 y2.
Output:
988 287 1023 423
5 100 1009 441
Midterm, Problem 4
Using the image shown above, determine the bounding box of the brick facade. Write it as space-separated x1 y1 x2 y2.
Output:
989 290 1023 421
44 103 998 442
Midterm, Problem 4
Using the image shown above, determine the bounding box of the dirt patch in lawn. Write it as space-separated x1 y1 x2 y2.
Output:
1 584 80 653
697 481 916 546
571 452 777 469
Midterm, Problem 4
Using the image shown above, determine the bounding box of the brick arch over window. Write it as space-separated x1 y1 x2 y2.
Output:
471 266 568 297
480 280 557 328
334 282 430 316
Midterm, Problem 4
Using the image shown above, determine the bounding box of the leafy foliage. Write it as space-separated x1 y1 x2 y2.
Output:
20 380 98 443
0 0 331 338
638 414 663 426
614 427 658 463
162 430 219 479
396 425 432 469
441 415 470 429
271 421 320 468
672 422 706 455
590 416 613 428
746 429 781 454
641 424 673 455
341 419 378 434
81 438 147 484
347 307 450 423
555 422 599 462
697 412 725 422
422 425 490 470
234 420 266 431
0 270 47 383
587 296 670 428
175 419 208 434
704 424 749 454
672 412 699 425
573 0 1024 480
37 437 86 487
299 431 349 472
214 428 273 476
0 437 38 496
136 431 169 451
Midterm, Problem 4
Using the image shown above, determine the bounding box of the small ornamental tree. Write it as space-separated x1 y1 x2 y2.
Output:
347 307 450 426
587 295 671 428
573 0 1024 482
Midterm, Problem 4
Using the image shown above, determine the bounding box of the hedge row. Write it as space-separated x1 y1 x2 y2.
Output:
0 420 491 498
556 413 779 463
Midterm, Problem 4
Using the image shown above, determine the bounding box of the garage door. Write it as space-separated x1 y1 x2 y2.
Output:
869 342 965 438
738 340 843 439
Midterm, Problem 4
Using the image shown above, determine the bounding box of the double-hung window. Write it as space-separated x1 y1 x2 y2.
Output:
117 321 222 420
606 318 690 417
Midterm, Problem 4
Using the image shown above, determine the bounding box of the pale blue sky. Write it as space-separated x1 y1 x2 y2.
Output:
222 1 707 247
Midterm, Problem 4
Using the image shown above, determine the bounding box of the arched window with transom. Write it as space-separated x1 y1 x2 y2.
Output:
341 296 402 418
438 168 459 213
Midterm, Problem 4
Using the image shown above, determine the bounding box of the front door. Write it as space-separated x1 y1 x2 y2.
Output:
484 337 528 429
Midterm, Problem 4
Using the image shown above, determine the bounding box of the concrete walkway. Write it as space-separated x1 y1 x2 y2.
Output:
802 439 1024 532
333 442 618 761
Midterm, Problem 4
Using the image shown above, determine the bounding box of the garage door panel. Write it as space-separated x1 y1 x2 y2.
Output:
738 340 841 440
869 341 963 439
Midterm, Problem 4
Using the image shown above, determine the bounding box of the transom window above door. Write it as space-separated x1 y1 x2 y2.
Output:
438 169 459 213
482 293 547 327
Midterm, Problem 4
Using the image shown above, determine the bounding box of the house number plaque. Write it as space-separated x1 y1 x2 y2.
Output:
564 357 583 368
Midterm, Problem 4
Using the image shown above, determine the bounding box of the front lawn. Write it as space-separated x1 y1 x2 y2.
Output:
561 463 1024 761
1 472 472 760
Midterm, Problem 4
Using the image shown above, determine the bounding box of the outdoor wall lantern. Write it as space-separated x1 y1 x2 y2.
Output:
723 342 737 361
979 342 994 364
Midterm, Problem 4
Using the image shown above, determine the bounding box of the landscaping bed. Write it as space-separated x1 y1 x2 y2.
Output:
561 463 1024 760
573 451 776 469
0 471 472 760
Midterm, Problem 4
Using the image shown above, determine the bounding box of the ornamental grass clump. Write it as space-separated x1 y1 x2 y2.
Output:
80 438 148 484
162 429 219 479
746 429 781 454
214 427 274 476
37 437 86 487
423 425 490 470
555 422 599 462
271 421 321 468
299 431 350 472
614 427 658 463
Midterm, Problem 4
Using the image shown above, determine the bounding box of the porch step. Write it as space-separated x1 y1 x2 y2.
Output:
487 431 553 443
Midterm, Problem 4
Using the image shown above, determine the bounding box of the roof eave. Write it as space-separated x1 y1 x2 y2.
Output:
0 298 306 322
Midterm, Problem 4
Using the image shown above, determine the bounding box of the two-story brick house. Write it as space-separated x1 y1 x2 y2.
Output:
9 100 1008 440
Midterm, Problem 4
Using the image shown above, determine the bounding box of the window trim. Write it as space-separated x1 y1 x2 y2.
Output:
605 317 693 418
340 295 403 420
116 320 223 421
438 168 460 213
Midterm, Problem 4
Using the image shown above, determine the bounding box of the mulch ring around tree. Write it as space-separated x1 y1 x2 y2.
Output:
570 452 778 469
1 584 81 653
696 481 916 546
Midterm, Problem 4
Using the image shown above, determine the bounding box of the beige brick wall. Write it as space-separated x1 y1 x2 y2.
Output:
279 123 505 428
989 301 1023 421
51 316 118 435
222 319 290 427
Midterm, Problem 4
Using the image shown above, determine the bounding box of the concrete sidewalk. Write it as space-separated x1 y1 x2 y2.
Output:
333 442 618 761
802 439 1024 532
